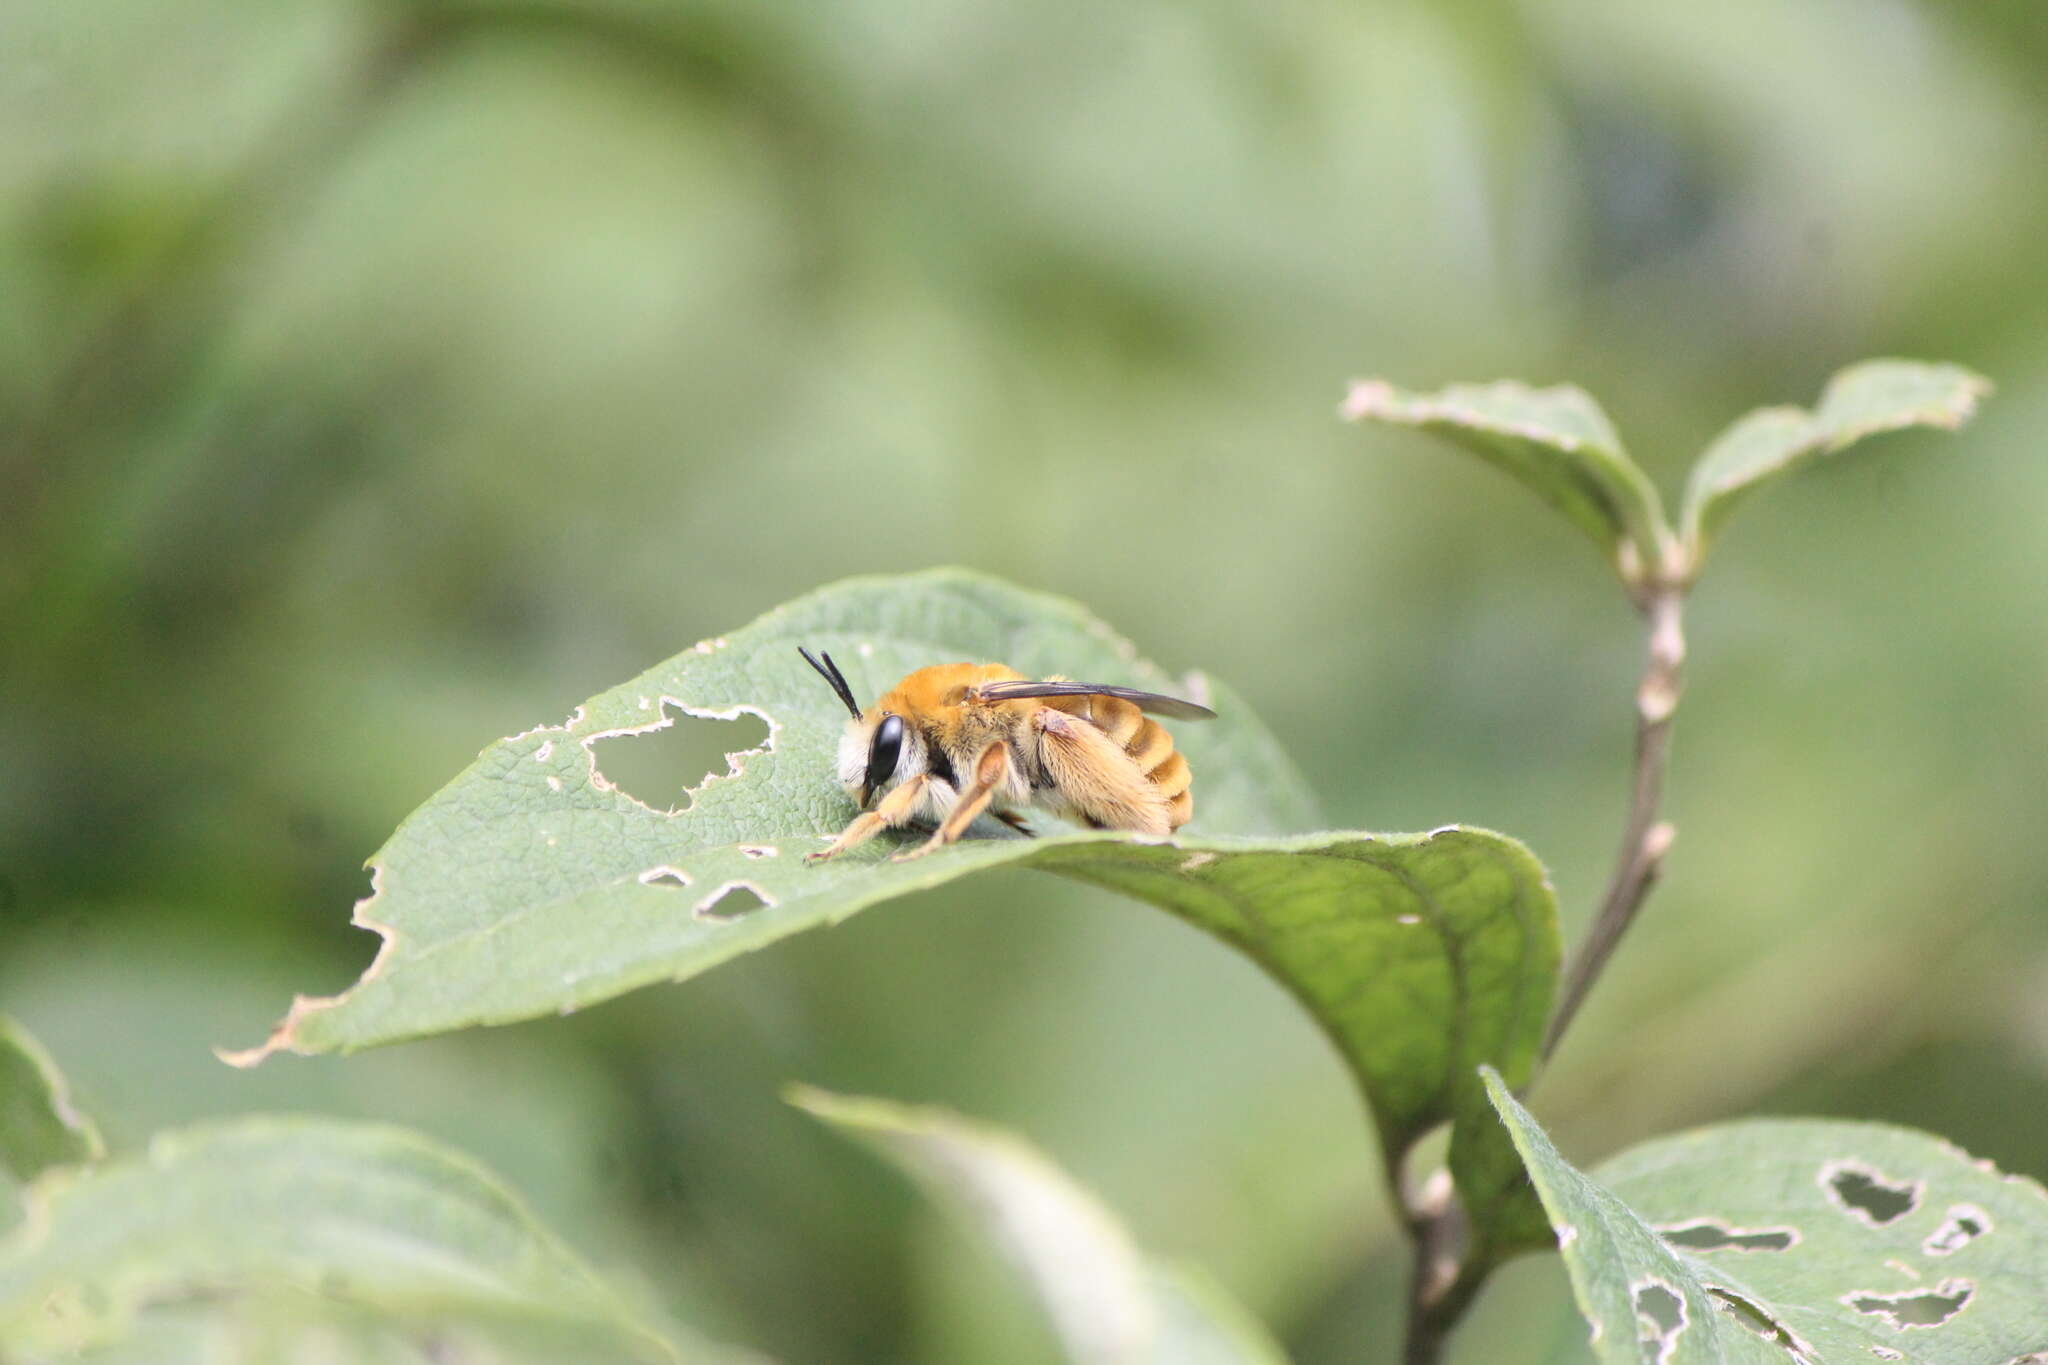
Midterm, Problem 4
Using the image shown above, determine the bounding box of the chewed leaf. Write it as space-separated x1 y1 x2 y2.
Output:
1483 1072 1781 1365
0 1016 102 1232
226 569 1321 1062
1485 1071 2048 1363
1343 377 1668 575
0 1118 683 1361
225 571 1556 1262
791 1087 1289 1365
1680 359 1990 567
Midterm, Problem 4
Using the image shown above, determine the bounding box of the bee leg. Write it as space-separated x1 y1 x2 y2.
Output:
993 810 1036 838
894 743 1011 861
1031 707 1171 836
807 774 929 863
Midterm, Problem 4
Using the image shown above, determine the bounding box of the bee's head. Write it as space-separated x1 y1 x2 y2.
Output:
801 646 908 810
836 712 906 810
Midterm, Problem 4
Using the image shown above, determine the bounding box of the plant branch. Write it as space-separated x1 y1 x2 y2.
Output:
1399 565 1690 1365
1400 1168 1485 1365
1544 581 1687 1059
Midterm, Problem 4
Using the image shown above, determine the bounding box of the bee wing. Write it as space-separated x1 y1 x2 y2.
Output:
973 679 1216 720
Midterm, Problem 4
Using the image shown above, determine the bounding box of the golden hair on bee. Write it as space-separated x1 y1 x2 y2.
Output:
796 647 1215 863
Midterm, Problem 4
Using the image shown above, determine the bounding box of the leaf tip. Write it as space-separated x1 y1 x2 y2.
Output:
783 1083 886 1132
219 865 397 1067
1339 377 1397 421
214 990 335 1068
782 1081 831 1113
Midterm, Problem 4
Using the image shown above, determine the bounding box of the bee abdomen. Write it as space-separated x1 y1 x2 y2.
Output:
1114 704 1193 831
1124 715 1172 771
1045 694 1196 832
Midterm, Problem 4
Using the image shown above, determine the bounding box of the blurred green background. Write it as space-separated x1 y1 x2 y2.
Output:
5 0 2045 1359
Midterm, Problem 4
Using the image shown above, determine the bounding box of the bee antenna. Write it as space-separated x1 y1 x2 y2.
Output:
798 645 863 719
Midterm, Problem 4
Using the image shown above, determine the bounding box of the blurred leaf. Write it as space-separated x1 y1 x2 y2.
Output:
0 1016 102 1231
1680 359 1991 569
49 1295 761 1365
0 1117 685 1363
1342 378 1668 575
1485 1070 2048 1363
790 1086 1288 1365
0 1016 103 1179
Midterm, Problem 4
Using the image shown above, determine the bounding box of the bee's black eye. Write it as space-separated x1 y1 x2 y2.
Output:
866 714 905 794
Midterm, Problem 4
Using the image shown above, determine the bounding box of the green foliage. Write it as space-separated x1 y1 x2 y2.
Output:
227 569 1315 1059
1486 1070 2048 1364
792 1086 1288 1365
0 1116 687 1363
1680 360 1993 569
1039 833 1557 1265
4 0 2038 1359
0 1015 102 1229
230 570 1556 1261
1348 360 1989 596
1342 379 1667 575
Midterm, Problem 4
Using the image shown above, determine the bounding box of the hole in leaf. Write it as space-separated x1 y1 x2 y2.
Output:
2005 1354 2048 1364
639 867 691 890
1710 1288 1815 1362
1922 1205 1990 1256
588 704 771 812
1870 1349 1902 1361
1846 1279 1973 1330
1634 1282 1686 1363
695 881 771 922
1823 1161 1920 1225
1662 1220 1796 1252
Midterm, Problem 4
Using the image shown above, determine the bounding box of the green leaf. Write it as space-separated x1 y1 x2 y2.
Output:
0 1117 685 1363
1342 378 1669 575
224 567 1304 1060
1485 1069 2048 1364
0 1015 102 1230
1032 832 1558 1260
790 1086 1289 1365
36 1299 753 1365
228 571 1555 1252
1680 359 1991 568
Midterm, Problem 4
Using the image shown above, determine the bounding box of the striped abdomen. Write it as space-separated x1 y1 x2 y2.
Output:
1046 693 1194 830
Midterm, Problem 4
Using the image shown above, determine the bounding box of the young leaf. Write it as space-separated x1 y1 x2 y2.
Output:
0 1015 102 1230
1485 1070 2048 1363
0 1117 683 1362
1342 378 1669 578
1680 359 1990 570
790 1086 1289 1365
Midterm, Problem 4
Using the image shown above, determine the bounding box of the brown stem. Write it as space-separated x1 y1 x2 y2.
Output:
1401 566 1690 1364
1401 1169 1479 1365
1543 583 1687 1059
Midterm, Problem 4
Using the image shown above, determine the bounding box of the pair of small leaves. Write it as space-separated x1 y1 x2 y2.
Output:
0 1019 698 1363
1345 359 1990 586
230 570 1562 1264
1487 1072 2048 1364
792 1087 1288 1365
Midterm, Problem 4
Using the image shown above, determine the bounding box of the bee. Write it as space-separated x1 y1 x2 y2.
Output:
798 646 1216 863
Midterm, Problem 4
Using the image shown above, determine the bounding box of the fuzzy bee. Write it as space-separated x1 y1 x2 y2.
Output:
798 647 1215 863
